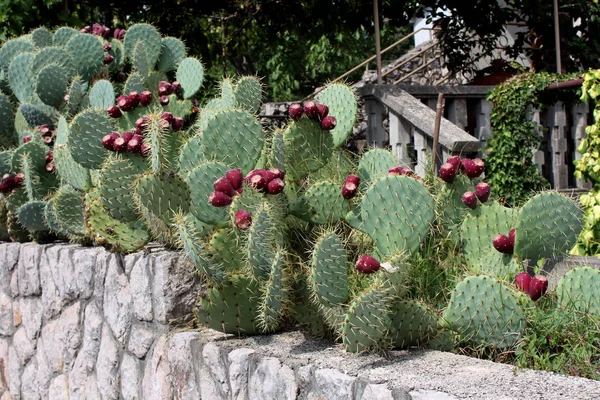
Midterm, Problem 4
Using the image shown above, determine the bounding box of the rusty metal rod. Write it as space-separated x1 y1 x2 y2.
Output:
545 78 583 91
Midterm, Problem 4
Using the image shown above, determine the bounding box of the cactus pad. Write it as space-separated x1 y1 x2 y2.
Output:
291 181 347 224
89 80 115 109
360 175 435 258
357 148 398 188
17 200 48 231
342 284 393 353
258 250 287 332
52 27 78 46
66 33 104 82
310 231 349 307
197 275 261 335
186 161 231 226
315 83 358 148
124 24 162 67
556 267 600 317
52 186 86 236
246 203 277 280
515 192 582 260
443 275 527 348
134 172 191 226
35 64 69 108
99 155 146 222
157 37 186 72
69 109 115 169
234 76 262 114
8 52 35 103
389 300 439 349
208 228 244 272
176 57 204 99
283 118 334 180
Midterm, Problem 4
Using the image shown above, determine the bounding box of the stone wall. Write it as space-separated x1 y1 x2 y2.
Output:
0 242 199 399
2 242 600 400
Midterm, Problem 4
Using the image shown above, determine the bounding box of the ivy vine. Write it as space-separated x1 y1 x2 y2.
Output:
485 71 578 206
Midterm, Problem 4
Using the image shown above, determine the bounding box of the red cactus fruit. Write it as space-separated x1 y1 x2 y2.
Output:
461 191 478 209
355 255 381 274
135 117 149 130
172 117 184 131
208 191 232 207
303 101 320 120
514 272 531 294
39 124 51 136
121 131 134 143
265 168 285 182
45 161 55 172
462 158 485 179
317 104 329 120
267 178 285 195
345 174 360 186
116 95 133 112
159 95 169 106
140 142 151 157
493 233 514 254
160 112 174 125
225 168 243 190
389 166 414 176
127 136 142 153
13 173 23 187
439 162 457 183
171 81 182 95
508 228 516 246
245 169 268 190
235 209 252 230
103 54 114 64
320 116 337 131
0 183 8 193
446 155 461 171
102 132 119 151
342 181 358 199
139 91 152 107
158 81 172 96
288 103 304 120
128 92 140 108
103 43 112 52
45 151 54 163
213 177 237 197
528 275 548 301
2 173 13 186
22 135 31 143
43 136 53 145
81 26 91 34
113 137 128 153
107 105 122 118
475 182 491 203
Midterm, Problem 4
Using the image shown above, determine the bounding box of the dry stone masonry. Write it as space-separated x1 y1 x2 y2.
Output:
2 242 600 400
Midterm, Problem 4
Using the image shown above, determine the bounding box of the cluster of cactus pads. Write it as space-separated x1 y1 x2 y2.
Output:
0 24 589 354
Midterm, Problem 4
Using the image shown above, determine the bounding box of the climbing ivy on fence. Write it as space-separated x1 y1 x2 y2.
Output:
485 71 578 206
574 69 600 255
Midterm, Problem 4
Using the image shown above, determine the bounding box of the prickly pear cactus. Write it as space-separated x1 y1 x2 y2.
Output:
555 267 600 316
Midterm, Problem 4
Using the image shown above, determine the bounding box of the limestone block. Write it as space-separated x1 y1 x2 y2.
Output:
127 325 154 359
17 243 42 296
141 335 172 400
167 332 203 400
95 326 120 400
248 357 297 400
129 257 153 322
120 354 143 400
48 375 70 400
0 292 14 336
103 254 132 345
12 327 35 365
228 348 256 400
311 368 357 400
18 298 42 341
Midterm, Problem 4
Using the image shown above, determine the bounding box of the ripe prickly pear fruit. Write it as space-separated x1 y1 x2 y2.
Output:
45 161 55 172
213 177 237 197
103 43 112 52
140 142 150 157
461 191 478 209
447 155 461 170
493 233 513 254
235 209 252 230
345 174 360 186
320 116 337 131
508 228 516 246
116 95 133 112
303 101 319 120
171 81 182 95
475 182 491 203
127 135 142 153
208 191 233 207
2 173 13 185
158 81 172 96
317 104 329 120
81 26 91 34
22 135 31 143
342 181 358 199
139 91 152 106
39 124 51 136
107 105 122 118
514 272 531 293
13 173 23 187
159 95 169 106
265 168 285 182
226 168 243 190
121 131 134 143
528 275 548 301
135 117 149 130
246 170 268 191
462 158 485 179
113 137 128 153
355 255 381 274
45 151 54 163
172 117 184 131
128 92 140 108
288 104 304 120
439 162 457 183
43 136 53 146
389 166 414 176
103 54 114 64
160 112 174 125
267 178 285 195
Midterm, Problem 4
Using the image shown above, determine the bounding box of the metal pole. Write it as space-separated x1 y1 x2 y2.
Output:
554 0 562 73
373 0 383 84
